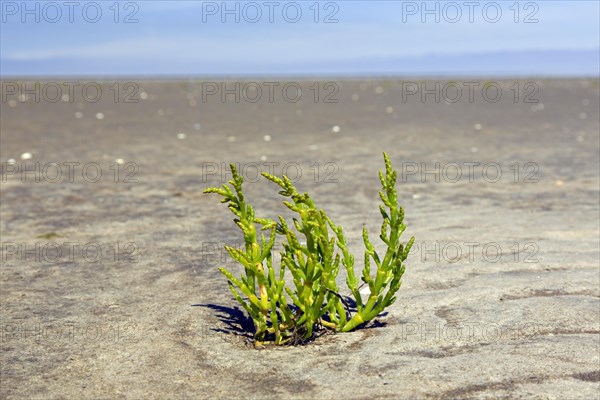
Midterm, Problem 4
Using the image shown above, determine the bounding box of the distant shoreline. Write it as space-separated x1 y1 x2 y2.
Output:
2 75 599 81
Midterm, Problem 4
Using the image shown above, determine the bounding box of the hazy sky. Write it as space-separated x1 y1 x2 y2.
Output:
1 1 599 75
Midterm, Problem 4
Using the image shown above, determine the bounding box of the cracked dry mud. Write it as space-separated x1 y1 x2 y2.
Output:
1 79 599 399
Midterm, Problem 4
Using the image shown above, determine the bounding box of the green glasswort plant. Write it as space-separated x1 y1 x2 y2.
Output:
204 153 414 346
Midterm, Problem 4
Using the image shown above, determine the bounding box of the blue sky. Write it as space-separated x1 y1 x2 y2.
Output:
1 1 599 76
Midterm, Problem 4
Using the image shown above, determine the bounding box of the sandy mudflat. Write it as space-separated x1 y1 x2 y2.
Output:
1 78 599 399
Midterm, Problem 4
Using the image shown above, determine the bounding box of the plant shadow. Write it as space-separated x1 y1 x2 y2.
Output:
192 302 254 340
193 295 392 342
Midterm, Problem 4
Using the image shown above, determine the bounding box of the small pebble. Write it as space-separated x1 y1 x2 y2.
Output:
263 135 272 142
332 125 341 133
75 112 83 119
555 180 564 187
260 155 267 161
95 112 105 120
115 158 125 165
470 147 478 153
20 152 32 160
386 106 394 114
140 92 148 100
7 159 16 164
227 136 236 143
531 103 545 112
308 144 319 151
176 133 187 140
61 94 70 102
412 194 421 199
8 100 16 107
375 86 384 94
474 123 482 131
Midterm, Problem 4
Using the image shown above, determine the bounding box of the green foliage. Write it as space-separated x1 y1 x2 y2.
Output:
204 153 414 345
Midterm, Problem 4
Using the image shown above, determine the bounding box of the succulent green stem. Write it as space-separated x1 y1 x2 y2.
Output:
204 154 414 344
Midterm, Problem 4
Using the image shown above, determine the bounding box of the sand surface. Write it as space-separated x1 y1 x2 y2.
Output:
1 78 599 399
